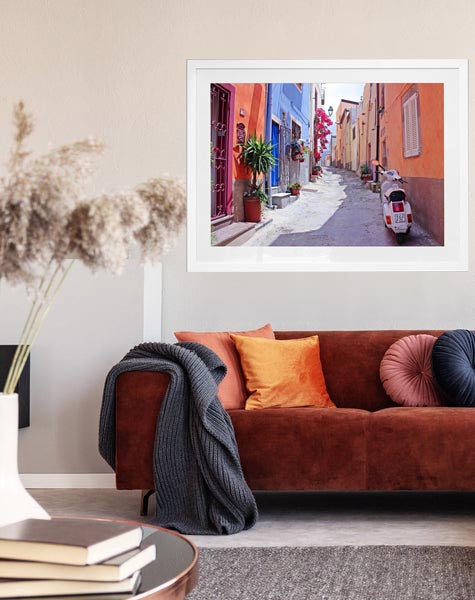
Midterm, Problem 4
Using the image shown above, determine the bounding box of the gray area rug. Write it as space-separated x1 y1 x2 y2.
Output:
187 546 475 599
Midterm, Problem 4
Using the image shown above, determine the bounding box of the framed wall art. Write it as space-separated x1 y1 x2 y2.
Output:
187 59 468 272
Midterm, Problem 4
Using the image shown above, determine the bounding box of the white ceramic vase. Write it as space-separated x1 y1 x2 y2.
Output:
0 393 50 528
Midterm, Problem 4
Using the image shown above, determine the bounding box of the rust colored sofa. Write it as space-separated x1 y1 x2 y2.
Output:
114 330 475 508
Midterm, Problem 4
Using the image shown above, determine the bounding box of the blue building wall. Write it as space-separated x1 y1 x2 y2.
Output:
266 83 312 189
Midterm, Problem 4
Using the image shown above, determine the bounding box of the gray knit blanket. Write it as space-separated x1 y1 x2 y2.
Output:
99 342 258 535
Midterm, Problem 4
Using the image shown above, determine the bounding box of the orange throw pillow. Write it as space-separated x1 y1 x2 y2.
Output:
174 324 275 410
230 334 335 411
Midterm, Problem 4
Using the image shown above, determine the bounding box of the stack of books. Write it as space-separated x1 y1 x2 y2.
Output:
0 518 156 598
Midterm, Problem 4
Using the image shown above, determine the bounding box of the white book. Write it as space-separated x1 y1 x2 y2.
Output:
0 519 143 566
0 570 141 598
0 544 155 582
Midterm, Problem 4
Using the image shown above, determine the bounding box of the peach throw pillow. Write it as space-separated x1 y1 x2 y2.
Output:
230 334 335 410
174 324 275 410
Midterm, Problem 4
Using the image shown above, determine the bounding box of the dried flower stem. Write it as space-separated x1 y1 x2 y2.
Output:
4 261 75 394
5 264 61 394
3 268 51 393
10 261 75 393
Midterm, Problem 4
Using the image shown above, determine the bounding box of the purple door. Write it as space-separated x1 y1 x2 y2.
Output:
271 121 280 187
210 84 234 220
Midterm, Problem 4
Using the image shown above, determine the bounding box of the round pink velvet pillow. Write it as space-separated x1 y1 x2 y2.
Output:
380 334 443 407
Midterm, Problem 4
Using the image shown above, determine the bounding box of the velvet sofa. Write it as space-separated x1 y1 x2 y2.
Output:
114 330 475 513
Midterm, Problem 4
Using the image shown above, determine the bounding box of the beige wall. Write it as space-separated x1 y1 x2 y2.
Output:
0 0 474 475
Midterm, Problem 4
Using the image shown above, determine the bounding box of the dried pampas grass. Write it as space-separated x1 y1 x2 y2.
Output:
0 101 186 394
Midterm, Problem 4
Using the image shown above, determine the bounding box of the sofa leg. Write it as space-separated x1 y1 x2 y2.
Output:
140 489 154 516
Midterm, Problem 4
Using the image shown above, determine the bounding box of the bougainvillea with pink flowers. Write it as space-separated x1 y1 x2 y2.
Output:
313 108 333 163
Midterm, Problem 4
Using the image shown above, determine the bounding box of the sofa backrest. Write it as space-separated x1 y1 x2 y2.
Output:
274 330 445 411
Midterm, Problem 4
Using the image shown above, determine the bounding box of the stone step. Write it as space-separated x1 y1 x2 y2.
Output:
272 192 293 209
212 222 256 247
211 214 234 231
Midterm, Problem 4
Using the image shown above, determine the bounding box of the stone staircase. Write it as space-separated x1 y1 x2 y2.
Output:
212 221 256 246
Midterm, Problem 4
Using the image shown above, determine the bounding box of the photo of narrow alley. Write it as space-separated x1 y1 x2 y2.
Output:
210 82 444 248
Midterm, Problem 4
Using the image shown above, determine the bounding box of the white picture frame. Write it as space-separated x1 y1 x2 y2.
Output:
187 59 468 272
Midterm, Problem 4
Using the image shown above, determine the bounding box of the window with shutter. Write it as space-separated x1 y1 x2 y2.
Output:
403 93 421 158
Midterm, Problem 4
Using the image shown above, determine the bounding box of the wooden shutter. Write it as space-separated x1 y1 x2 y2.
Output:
403 93 421 158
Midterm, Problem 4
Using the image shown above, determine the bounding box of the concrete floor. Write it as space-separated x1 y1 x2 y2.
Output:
245 168 438 247
31 489 475 548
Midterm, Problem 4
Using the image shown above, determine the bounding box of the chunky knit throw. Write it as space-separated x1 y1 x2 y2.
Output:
99 341 258 535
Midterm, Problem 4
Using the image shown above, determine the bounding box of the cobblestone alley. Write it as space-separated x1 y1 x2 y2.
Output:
245 168 439 247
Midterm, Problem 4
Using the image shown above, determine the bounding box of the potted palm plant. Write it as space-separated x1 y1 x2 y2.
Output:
239 135 275 222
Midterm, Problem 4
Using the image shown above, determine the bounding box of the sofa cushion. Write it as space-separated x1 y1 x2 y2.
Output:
231 334 335 410
367 407 475 490
432 329 475 407
380 334 442 406
174 324 275 410
229 407 368 490
274 330 445 411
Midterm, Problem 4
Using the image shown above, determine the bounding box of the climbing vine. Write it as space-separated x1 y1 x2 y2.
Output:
313 108 333 163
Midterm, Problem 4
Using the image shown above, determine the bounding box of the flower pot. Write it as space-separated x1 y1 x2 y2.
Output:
244 197 262 223
0 393 50 527
290 188 300 196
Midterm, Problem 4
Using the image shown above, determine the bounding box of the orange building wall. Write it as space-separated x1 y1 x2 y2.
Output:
380 83 444 179
335 100 356 169
380 83 444 244
358 83 379 172
231 83 267 180
357 84 370 169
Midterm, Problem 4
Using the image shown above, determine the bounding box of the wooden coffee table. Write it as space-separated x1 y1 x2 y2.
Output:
53 517 198 599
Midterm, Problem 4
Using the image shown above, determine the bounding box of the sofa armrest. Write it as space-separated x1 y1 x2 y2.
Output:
115 371 170 489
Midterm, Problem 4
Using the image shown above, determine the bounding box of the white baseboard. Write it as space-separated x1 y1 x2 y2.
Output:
20 474 116 488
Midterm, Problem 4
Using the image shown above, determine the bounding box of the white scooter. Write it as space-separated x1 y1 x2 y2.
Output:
372 159 413 245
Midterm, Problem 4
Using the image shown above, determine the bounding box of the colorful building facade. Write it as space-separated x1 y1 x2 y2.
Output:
210 83 267 224
330 134 337 166
333 82 444 243
334 100 359 169
267 83 312 192
211 82 332 236
357 83 379 179
379 83 444 244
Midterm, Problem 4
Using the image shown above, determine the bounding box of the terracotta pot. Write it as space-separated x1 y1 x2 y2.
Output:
244 197 262 223
290 188 300 196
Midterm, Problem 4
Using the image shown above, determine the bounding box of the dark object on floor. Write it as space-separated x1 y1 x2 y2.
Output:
432 329 475 407
188 545 475 600
99 342 257 535
140 489 154 516
0 345 30 428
